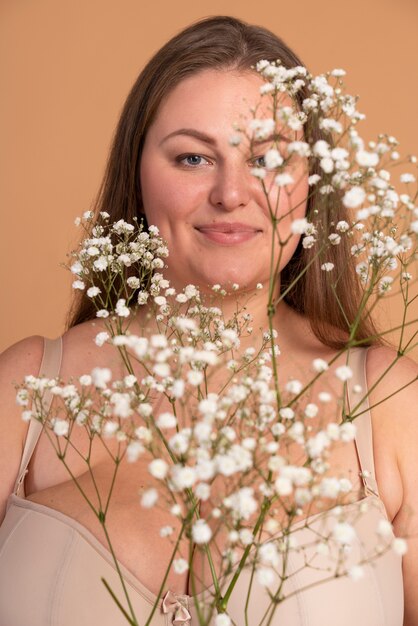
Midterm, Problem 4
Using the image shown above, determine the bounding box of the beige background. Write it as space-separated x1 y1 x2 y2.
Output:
1 0 417 358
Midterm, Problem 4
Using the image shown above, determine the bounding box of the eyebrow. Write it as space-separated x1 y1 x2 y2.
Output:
159 128 217 147
159 128 290 147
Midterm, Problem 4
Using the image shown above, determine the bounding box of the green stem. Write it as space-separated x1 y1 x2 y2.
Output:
101 579 137 626
217 498 272 612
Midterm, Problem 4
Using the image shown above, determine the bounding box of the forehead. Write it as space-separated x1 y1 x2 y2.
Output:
148 69 293 140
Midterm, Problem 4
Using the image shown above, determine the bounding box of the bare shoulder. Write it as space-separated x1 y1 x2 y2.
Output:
367 346 418 512
0 334 45 432
364 345 418 623
60 319 127 380
0 335 45 522
366 343 418 385
365 343 418 439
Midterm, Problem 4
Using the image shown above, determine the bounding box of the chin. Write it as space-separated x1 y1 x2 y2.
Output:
196 270 260 293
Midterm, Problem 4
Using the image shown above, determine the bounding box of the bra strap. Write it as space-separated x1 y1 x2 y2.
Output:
346 347 379 497
13 336 63 497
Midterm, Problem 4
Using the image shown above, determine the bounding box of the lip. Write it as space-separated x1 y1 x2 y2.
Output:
195 223 262 245
195 222 262 233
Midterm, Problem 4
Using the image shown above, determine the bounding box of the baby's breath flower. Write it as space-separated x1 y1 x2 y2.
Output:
256 567 275 587
343 186 366 209
392 537 407 556
123 374 137 388
111 392 132 418
115 298 130 317
336 220 349 232
275 173 294 187
377 519 393 538
223 487 257 521
95 332 109 347
159 526 173 538
70 261 83 274
140 488 158 508
21 410 33 422
316 542 330 556
319 118 342 134
328 233 341 245
378 276 393 294
87 286 101 298
290 218 309 234
274 476 293 496
333 522 356 545
335 365 353 381
127 277 140 289
192 519 212 544
330 68 346 77
251 167 266 179
248 118 275 141
173 558 189 574
126 441 144 462
355 150 379 168
304 403 318 418
285 379 303 394
264 148 284 170
156 412 177 429
187 370 204 386
302 235 316 249
52 419 69 437
279 407 294 420
312 358 328 372
137 291 149 305
400 173 416 184
16 389 29 406
91 367 112 388
149 459 169 480
93 256 108 271
339 422 356 441
229 133 241 146
288 141 311 157
320 157 334 173
308 174 321 185
348 565 365 581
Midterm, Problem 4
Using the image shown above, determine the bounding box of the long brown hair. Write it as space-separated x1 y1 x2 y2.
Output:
67 15 379 349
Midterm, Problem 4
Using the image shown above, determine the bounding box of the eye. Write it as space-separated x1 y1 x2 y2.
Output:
251 155 266 168
176 154 212 167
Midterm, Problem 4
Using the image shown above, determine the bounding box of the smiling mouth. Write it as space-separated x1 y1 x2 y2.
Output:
196 222 262 233
195 223 262 245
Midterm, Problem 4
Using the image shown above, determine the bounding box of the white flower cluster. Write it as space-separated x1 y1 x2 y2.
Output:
69 215 169 316
239 61 418 294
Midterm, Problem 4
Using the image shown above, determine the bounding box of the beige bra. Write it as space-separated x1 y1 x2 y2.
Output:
0 337 404 625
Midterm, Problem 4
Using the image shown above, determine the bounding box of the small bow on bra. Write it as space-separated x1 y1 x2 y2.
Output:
162 590 192 625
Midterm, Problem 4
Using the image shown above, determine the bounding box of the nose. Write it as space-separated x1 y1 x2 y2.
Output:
209 163 252 211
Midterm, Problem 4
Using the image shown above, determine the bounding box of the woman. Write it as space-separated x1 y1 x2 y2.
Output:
0 15 417 626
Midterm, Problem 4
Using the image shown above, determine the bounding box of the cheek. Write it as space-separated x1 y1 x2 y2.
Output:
275 173 309 265
140 159 204 228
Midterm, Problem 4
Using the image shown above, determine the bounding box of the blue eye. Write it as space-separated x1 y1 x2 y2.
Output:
252 155 266 168
177 154 209 167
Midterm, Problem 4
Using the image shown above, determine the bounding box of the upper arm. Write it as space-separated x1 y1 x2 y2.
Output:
366 345 418 626
0 335 44 523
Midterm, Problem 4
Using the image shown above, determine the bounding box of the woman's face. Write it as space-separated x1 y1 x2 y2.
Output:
140 69 309 293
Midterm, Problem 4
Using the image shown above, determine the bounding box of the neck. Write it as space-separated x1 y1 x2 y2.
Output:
133 280 300 355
